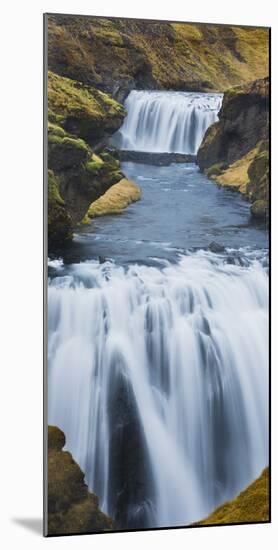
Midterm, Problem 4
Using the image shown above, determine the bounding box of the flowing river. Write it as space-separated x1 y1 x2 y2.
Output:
48 91 269 530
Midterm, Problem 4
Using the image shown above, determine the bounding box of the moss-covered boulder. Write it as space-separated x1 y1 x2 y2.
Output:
48 170 73 248
56 153 123 224
47 426 114 536
48 123 91 170
48 71 125 144
194 468 269 525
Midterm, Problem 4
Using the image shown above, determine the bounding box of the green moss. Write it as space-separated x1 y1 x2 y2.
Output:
195 468 269 525
48 122 67 137
48 170 64 205
48 170 73 247
85 159 103 174
48 134 90 154
206 162 226 178
48 70 125 142
80 213 91 225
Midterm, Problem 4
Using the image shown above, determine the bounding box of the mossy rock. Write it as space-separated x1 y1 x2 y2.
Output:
247 146 269 200
47 425 114 535
48 71 125 144
206 162 227 178
48 426 66 451
57 157 123 224
48 170 73 248
197 78 269 172
251 199 268 219
48 125 91 171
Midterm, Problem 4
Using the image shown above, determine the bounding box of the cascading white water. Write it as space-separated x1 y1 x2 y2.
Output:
48 251 268 528
111 90 222 154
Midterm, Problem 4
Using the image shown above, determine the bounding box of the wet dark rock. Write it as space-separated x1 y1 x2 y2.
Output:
109 149 196 166
197 78 269 171
208 241 225 253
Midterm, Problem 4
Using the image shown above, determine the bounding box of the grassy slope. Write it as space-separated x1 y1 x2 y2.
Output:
48 15 269 93
210 147 259 193
195 468 269 526
87 177 141 217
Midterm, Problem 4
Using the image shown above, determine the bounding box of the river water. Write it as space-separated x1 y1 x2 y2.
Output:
48 92 269 530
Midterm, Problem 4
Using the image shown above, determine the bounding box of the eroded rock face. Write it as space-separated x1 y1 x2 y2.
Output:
197 78 269 170
197 79 269 219
47 72 125 250
47 426 114 535
48 170 73 248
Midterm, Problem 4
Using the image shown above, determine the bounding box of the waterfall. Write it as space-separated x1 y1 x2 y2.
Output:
48 251 268 528
111 90 222 154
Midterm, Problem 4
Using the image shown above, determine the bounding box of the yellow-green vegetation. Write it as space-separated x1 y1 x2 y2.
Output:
48 70 124 122
47 72 125 249
195 468 269 525
206 162 227 179
48 121 91 171
48 15 269 94
171 24 269 91
48 170 72 247
48 426 114 535
87 177 141 218
211 148 259 194
85 153 104 174
48 71 125 143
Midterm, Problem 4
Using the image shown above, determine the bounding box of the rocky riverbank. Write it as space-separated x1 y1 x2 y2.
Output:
197 78 269 219
47 426 114 535
47 71 126 249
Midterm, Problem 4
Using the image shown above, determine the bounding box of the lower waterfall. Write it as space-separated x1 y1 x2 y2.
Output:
48 251 268 528
111 90 222 154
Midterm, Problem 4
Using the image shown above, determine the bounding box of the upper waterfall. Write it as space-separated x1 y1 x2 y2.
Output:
111 90 222 155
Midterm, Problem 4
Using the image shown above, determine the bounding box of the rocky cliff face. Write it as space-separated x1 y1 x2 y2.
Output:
47 15 269 101
47 426 114 535
197 78 269 219
47 72 125 249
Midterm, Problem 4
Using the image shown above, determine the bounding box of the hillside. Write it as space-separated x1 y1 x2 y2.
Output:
47 15 269 100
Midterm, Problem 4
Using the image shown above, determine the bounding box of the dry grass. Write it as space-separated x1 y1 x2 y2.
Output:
48 16 269 93
87 178 141 217
212 147 258 194
195 468 269 525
